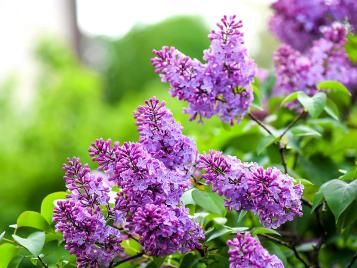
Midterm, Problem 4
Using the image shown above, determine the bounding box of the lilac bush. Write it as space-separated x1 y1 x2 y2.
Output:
3 12 357 268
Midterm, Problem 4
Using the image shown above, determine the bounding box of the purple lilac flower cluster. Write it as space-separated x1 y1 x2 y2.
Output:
53 159 125 267
270 0 357 51
66 97 201 258
274 22 357 97
198 150 303 229
227 232 284 268
151 15 255 124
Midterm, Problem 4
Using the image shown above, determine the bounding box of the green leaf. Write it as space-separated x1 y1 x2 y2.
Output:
0 243 18 268
40 192 67 224
317 80 351 96
251 227 281 236
12 232 45 256
280 91 299 106
297 92 327 118
297 179 319 202
324 98 339 120
256 136 276 155
338 166 357 181
192 189 225 216
311 191 324 213
345 33 357 64
320 179 357 223
205 226 231 242
0 231 5 242
17 211 49 231
291 125 321 137
181 189 195 206
120 239 141 256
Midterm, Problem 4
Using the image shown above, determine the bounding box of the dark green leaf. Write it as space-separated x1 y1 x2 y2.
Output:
17 211 49 231
205 226 231 242
311 191 324 213
192 190 225 216
40 192 67 224
12 232 45 256
320 179 357 222
256 136 276 155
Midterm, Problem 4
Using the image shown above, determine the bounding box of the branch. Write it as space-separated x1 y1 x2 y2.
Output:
258 234 309 268
347 251 357 268
110 252 144 267
37 256 48 268
248 113 275 136
278 111 306 140
312 204 327 268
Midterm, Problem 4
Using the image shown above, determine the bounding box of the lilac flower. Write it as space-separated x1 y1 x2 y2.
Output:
198 150 253 211
198 151 303 228
132 203 204 256
246 166 303 229
53 200 125 267
270 0 357 51
63 157 110 207
228 232 284 268
152 15 255 124
134 97 197 174
274 22 357 97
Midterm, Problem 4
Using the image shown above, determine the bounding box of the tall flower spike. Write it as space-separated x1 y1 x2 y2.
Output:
152 15 255 124
269 0 357 51
133 203 204 256
228 232 284 268
135 97 197 174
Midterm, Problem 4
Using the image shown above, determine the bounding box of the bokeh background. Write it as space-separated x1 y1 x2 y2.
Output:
0 0 277 230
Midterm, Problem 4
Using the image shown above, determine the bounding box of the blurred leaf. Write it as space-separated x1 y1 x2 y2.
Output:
345 33 357 64
179 253 200 268
251 227 281 236
192 190 225 216
297 178 319 202
291 125 321 137
317 80 351 96
205 226 231 242
296 241 318 252
257 136 276 155
0 231 5 242
338 166 357 181
237 210 247 225
298 92 326 118
12 232 45 256
181 189 195 206
17 211 49 231
0 243 18 268
281 91 300 106
320 179 357 223
324 98 339 120
311 191 324 213
121 239 141 256
40 192 67 224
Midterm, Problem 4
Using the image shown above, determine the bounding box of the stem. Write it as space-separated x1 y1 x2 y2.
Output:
347 252 357 268
110 252 144 267
312 204 327 268
38 256 48 268
278 111 306 140
258 234 309 268
279 141 288 174
248 113 275 136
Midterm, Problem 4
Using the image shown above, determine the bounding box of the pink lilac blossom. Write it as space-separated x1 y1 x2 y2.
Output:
152 15 255 124
133 203 204 256
270 0 357 51
134 97 197 175
228 232 284 268
274 23 357 97
198 150 303 229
